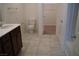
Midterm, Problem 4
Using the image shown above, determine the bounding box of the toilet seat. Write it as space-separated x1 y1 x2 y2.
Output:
27 19 36 33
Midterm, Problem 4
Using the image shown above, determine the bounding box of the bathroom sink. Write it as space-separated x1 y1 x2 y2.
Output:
0 24 13 29
0 24 20 37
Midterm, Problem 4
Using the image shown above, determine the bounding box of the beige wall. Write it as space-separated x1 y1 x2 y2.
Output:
25 4 38 20
43 4 58 25
2 4 27 34
24 4 38 31
1 3 61 34
25 3 59 26
1 3 38 33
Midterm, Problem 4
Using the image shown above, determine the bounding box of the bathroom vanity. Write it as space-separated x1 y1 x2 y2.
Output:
0 24 22 56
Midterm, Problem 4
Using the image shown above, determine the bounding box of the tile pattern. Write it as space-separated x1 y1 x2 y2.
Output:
18 33 65 56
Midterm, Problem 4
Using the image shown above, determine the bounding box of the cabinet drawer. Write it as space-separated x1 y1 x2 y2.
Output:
11 36 19 55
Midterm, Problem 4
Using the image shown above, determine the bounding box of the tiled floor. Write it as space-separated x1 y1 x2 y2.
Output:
18 33 65 56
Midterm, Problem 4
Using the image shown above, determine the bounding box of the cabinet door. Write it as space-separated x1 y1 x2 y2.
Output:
0 43 3 55
3 39 13 56
16 26 22 50
10 26 22 55
0 33 13 56
10 29 19 55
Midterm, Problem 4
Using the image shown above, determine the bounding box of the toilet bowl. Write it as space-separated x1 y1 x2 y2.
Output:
28 25 35 33
27 19 36 33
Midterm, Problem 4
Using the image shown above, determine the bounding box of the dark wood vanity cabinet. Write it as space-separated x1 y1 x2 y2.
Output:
0 33 13 56
0 26 22 56
10 26 22 55
0 42 3 55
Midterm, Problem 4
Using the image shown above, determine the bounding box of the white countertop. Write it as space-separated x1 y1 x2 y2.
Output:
0 24 21 38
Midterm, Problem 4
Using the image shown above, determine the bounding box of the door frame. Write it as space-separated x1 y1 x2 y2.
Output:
38 4 43 35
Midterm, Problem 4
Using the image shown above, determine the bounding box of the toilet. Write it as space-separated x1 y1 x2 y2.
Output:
27 19 36 33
